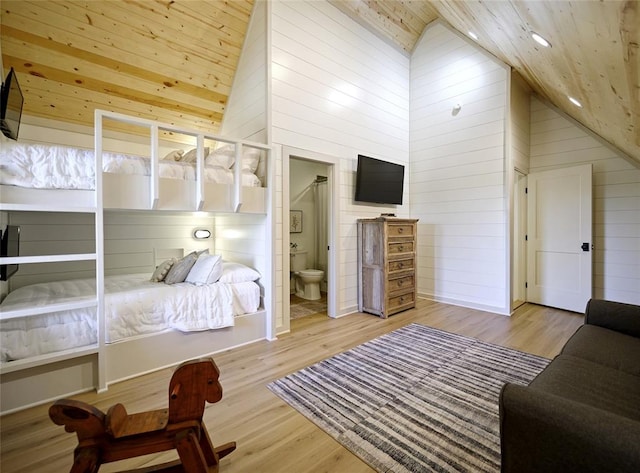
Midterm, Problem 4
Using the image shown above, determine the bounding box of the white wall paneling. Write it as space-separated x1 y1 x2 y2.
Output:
530 97 640 305
508 71 531 310
410 21 510 314
6 211 215 290
220 0 268 142
270 0 410 315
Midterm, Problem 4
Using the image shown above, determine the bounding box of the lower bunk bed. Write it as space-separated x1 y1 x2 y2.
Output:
0 256 268 414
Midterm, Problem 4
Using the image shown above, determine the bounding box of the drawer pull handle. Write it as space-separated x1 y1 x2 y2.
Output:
398 228 404 233
400 297 405 302
397 281 403 287
398 246 404 251
398 262 403 268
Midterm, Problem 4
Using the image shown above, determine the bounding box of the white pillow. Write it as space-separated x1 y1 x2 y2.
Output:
186 253 223 285
206 144 235 168
180 147 210 163
242 147 261 172
204 145 261 172
218 262 260 283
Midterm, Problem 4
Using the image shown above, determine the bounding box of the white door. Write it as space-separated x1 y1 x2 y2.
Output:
527 164 592 312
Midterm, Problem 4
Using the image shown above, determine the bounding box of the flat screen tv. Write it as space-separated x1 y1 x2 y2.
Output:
1 67 24 141
355 155 404 205
1 225 21 281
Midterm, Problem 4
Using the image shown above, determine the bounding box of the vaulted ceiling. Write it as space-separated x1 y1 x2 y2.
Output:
332 0 639 163
1 1 638 162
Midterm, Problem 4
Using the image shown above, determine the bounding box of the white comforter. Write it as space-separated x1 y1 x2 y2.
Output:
0 274 239 362
0 143 262 189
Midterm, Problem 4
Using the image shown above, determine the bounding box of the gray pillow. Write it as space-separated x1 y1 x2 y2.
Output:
150 258 176 282
164 252 198 284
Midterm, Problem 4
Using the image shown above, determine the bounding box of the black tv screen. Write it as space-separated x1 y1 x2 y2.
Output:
1 67 24 141
355 155 404 205
1 225 20 281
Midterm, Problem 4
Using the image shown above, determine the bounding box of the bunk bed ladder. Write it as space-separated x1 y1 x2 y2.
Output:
94 110 107 393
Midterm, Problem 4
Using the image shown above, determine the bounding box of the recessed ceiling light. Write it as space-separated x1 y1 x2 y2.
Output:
468 31 478 40
568 96 583 108
531 32 551 48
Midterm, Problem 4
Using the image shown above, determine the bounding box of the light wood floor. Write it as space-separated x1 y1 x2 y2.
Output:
0 299 584 473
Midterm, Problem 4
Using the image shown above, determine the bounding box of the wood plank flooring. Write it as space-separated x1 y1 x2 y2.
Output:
0 299 584 473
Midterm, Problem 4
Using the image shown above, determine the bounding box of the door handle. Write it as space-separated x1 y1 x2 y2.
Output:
581 242 590 252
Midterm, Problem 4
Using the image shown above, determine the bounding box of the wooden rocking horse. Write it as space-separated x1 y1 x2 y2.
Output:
49 357 236 473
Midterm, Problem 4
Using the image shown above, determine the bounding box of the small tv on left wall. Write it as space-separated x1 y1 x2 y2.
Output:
1 67 24 141
0 225 21 281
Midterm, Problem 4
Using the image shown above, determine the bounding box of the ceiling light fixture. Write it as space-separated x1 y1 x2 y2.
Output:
568 96 583 108
531 32 551 48
468 31 478 40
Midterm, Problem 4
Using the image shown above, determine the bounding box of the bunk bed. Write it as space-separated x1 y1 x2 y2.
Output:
0 112 268 213
0 110 274 414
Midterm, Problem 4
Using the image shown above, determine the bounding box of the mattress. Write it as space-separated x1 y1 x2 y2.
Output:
0 274 261 362
0 142 262 190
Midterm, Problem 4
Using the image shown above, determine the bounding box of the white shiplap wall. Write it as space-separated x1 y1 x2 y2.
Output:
410 22 510 314
7 211 214 290
270 0 410 316
213 213 268 278
510 73 531 175
220 0 267 142
508 72 531 307
530 97 640 305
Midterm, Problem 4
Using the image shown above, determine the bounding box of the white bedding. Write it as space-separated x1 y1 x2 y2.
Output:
0 274 261 362
0 143 262 190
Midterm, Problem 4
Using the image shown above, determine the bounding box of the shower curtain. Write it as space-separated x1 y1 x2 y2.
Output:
314 181 328 278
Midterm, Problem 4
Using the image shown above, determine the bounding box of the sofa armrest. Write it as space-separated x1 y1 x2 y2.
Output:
500 383 640 473
584 299 640 338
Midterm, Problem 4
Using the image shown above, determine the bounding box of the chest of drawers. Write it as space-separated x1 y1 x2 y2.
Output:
357 217 418 318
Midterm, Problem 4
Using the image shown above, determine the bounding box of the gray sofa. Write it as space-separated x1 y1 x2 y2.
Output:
499 299 640 473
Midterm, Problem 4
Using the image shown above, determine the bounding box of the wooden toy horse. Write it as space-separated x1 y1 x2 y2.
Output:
49 357 235 473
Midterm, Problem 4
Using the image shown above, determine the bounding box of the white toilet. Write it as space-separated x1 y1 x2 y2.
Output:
290 250 324 300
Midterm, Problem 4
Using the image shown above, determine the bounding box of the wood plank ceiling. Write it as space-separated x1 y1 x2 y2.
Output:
1 0 638 162
331 0 639 163
0 0 254 136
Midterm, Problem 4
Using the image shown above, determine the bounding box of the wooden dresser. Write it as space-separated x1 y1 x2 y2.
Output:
357 217 418 318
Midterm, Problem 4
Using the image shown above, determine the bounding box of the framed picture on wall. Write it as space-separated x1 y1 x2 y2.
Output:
290 210 302 233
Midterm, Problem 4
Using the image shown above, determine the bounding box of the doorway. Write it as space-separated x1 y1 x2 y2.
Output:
283 147 339 330
512 170 527 311
526 164 593 312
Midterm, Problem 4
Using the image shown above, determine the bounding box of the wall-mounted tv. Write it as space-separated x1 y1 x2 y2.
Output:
1 67 24 141
1 225 21 281
355 154 405 205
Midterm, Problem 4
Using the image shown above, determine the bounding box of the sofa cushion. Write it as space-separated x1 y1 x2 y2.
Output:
561 325 640 377
529 355 640 421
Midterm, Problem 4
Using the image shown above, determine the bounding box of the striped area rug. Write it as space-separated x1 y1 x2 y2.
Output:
268 323 549 472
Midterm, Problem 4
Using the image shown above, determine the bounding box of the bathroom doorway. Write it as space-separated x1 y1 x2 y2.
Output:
283 147 339 329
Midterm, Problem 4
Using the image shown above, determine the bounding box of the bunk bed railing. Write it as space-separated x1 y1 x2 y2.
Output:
94 109 271 213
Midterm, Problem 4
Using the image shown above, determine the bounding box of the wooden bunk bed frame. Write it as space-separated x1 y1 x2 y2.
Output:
0 110 275 414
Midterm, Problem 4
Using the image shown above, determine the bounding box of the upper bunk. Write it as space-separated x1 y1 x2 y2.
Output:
0 110 271 214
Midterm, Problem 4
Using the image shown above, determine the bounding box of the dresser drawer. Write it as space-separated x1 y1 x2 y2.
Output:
387 224 414 238
388 258 414 273
388 241 414 255
387 291 415 313
388 274 415 294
